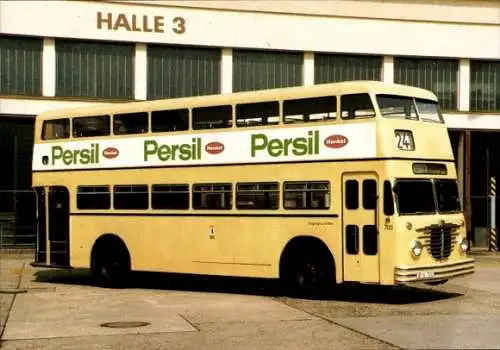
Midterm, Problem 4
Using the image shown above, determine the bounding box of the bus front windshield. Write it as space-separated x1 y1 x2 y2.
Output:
394 179 461 215
376 94 444 124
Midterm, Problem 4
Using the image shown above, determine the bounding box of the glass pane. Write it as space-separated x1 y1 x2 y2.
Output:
394 180 435 214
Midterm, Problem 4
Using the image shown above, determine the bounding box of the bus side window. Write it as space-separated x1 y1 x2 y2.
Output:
236 182 279 209
383 180 394 216
42 119 70 140
152 184 189 210
340 93 376 119
362 179 377 210
236 101 279 127
284 96 337 124
113 185 149 210
345 180 359 209
73 115 110 138
283 181 330 210
77 186 110 209
152 109 189 132
192 105 232 130
193 183 232 209
114 112 148 135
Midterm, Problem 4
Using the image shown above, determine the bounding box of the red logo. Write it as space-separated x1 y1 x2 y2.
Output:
324 135 348 149
205 142 225 155
102 147 119 159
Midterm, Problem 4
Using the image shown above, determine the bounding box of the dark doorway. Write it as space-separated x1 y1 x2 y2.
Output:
470 131 500 247
0 114 36 247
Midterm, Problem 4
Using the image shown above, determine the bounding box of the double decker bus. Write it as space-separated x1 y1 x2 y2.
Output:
30 80 474 293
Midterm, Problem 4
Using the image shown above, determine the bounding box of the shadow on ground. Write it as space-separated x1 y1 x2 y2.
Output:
30 268 463 305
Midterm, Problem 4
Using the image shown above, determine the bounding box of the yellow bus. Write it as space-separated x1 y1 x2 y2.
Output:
30 80 474 294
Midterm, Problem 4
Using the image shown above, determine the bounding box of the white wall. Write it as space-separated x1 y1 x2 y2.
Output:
1 0 499 131
118 0 500 25
1 0 499 59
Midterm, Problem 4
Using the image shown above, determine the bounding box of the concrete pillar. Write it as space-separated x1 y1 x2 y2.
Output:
458 59 470 111
382 56 394 83
303 52 315 86
134 43 148 100
42 38 56 97
220 48 233 94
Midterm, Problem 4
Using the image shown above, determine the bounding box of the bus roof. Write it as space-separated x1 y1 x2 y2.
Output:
36 80 438 120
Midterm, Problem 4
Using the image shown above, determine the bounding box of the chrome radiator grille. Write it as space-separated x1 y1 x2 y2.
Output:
417 222 460 260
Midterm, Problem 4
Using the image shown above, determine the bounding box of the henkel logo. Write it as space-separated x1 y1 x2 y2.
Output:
205 142 225 155
102 147 119 159
324 135 348 149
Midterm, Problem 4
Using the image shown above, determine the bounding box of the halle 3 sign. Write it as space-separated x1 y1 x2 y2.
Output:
97 12 186 34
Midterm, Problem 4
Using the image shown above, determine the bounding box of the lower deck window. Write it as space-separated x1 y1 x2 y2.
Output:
283 181 330 209
152 184 189 209
76 186 110 209
193 183 232 210
236 182 279 209
114 185 149 210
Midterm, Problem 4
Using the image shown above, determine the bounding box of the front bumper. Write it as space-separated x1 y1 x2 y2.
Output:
394 258 474 284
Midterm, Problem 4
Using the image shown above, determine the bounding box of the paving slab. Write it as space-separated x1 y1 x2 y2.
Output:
0 319 395 350
1 286 317 341
2 290 197 340
140 291 317 324
334 315 500 349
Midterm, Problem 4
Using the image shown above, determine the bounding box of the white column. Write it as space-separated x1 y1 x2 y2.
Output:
382 56 394 83
134 43 147 100
303 52 314 86
42 38 56 97
220 48 233 94
458 58 470 112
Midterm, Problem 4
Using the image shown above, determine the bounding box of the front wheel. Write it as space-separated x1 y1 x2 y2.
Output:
282 250 334 297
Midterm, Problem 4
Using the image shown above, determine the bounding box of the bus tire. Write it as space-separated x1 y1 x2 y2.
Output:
280 237 335 298
90 234 131 289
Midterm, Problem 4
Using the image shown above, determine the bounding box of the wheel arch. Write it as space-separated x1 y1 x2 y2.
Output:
279 235 336 279
90 233 131 270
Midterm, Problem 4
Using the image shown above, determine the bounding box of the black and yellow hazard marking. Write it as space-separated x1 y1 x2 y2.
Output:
489 176 497 252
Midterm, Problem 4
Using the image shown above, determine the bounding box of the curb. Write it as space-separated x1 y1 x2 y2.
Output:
0 288 28 294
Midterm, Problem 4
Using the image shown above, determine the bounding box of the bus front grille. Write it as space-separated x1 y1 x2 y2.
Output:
417 222 460 261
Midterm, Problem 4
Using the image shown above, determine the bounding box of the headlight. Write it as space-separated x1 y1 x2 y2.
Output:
410 240 423 257
458 237 468 252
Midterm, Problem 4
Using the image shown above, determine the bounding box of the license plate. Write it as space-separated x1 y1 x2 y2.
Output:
416 271 435 279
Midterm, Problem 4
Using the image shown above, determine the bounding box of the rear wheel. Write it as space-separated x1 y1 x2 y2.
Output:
91 238 130 288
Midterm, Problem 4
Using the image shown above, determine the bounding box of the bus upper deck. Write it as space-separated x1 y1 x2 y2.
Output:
32 80 453 173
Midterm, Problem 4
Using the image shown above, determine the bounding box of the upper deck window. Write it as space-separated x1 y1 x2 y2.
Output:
415 98 444 123
340 93 375 119
236 101 279 127
113 112 148 135
42 119 70 140
192 105 232 130
376 95 418 120
152 109 189 132
284 96 337 124
376 95 444 124
73 115 110 138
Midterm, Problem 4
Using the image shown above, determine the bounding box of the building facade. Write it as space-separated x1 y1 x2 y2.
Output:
0 0 499 247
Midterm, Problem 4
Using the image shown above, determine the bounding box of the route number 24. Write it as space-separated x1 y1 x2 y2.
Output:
395 130 415 151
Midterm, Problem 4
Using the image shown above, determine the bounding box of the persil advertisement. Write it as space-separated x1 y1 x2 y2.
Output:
32 123 377 171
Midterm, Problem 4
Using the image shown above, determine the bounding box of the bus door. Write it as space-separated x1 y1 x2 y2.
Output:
47 186 70 266
342 173 380 283
34 187 47 264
